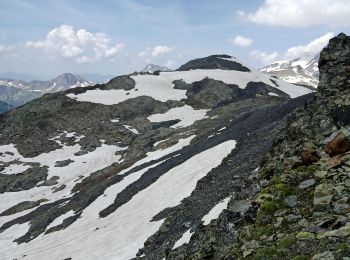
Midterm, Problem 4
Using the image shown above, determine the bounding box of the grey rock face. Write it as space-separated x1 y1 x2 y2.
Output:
318 33 350 105
178 54 251 72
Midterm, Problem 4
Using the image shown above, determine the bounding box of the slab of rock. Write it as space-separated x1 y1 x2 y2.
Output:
328 155 343 168
285 195 298 208
54 159 74 167
300 149 320 164
314 184 333 206
299 179 315 189
325 131 350 157
312 251 335 260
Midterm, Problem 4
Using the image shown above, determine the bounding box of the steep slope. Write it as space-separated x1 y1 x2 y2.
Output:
0 55 313 259
0 73 93 106
0 100 13 114
168 33 350 260
261 54 319 88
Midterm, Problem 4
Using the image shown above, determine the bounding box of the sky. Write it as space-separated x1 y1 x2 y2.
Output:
0 0 350 81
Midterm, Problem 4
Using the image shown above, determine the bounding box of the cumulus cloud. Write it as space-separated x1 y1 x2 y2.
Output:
239 0 350 28
284 32 334 60
152 45 174 57
228 35 253 47
0 44 14 55
26 25 125 63
250 50 279 65
250 32 334 65
138 45 174 63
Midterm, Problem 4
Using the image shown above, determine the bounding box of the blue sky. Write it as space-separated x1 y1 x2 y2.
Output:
0 0 350 80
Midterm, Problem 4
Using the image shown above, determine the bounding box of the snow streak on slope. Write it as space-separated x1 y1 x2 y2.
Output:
66 69 313 105
0 140 236 260
173 229 193 249
0 144 126 215
148 105 209 128
202 196 231 225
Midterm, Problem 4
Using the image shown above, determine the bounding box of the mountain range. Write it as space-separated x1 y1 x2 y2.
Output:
1 34 350 259
0 73 93 107
0 53 313 259
260 54 319 88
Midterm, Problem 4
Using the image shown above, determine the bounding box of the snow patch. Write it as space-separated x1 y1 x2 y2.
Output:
0 140 236 260
123 125 139 134
202 196 231 225
66 69 312 105
173 229 193 249
148 105 209 128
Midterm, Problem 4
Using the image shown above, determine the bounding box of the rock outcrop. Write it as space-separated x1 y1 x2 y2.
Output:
167 33 350 260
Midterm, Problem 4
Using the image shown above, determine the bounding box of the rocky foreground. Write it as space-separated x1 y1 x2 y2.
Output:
167 34 350 260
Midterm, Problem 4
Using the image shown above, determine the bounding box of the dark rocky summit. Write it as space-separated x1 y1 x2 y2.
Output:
178 55 251 72
165 33 350 260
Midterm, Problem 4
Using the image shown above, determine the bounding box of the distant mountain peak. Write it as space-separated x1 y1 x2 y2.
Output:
260 54 319 88
0 73 93 107
141 64 171 73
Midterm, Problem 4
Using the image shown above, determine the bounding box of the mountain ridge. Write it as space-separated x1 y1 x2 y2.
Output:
0 73 93 107
0 53 317 259
261 54 319 88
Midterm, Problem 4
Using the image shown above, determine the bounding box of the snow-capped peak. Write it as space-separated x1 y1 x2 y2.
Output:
141 64 171 73
260 54 319 88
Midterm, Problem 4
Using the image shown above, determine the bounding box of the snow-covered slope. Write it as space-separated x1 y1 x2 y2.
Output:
68 57 313 105
260 54 319 88
0 54 315 260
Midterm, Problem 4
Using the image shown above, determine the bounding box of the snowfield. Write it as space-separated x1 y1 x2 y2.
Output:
66 69 313 105
0 140 237 260
0 143 126 216
147 105 209 128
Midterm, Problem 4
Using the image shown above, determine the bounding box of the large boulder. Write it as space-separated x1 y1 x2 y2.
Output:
325 131 350 156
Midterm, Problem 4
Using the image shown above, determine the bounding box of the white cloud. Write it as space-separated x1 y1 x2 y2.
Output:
138 45 174 63
0 44 14 55
152 45 174 57
228 35 253 47
284 32 334 60
26 25 125 63
250 50 279 65
250 32 335 65
239 0 350 28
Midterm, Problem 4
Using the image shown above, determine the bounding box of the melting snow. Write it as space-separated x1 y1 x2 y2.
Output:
0 140 237 260
202 196 231 225
46 210 76 230
148 105 209 128
0 143 127 214
173 229 193 249
123 125 139 134
1 163 31 175
66 69 313 105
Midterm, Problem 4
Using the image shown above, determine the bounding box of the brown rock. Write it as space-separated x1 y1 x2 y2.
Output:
328 155 343 168
325 131 350 156
300 149 320 164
